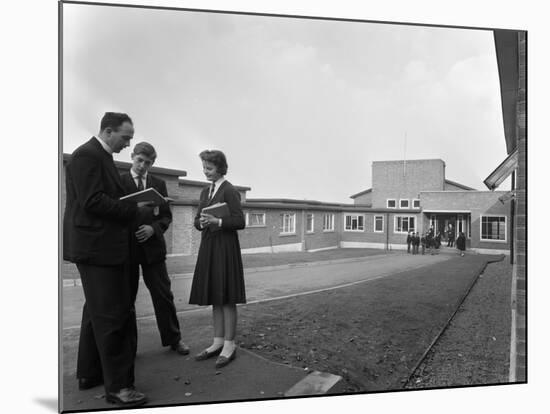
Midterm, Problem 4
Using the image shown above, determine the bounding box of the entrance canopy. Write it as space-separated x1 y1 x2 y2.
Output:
483 148 518 190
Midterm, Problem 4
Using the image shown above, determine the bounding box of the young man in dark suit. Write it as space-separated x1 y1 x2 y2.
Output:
120 142 189 356
63 112 151 407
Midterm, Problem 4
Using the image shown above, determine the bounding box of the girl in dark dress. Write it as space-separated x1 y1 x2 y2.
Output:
456 231 466 257
189 150 246 368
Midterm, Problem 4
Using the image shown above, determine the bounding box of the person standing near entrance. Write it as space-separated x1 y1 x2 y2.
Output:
412 232 420 254
447 224 455 247
420 233 426 255
63 112 151 407
120 142 190 357
406 231 413 253
456 232 466 256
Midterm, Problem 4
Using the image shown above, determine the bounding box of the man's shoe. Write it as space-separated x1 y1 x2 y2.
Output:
215 349 237 368
171 340 190 355
78 377 103 390
194 347 222 361
106 388 147 407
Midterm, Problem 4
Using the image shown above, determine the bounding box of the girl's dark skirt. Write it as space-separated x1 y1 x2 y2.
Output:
189 230 246 305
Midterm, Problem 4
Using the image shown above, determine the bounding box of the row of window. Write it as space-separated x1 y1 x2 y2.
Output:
246 212 335 234
245 212 507 241
386 199 421 209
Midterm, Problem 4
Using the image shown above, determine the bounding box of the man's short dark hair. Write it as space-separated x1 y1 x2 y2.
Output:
199 150 228 175
132 142 157 161
100 112 133 132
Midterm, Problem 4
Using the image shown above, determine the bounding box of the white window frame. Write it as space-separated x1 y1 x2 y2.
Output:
394 215 416 234
323 213 335 232
306 213 315 233
245 211 266 227
344 214 365 232
374 215 384 233
412 199 420 209
280 213 296 235
399 199 409 209
387 199 397 209
480 215 507 242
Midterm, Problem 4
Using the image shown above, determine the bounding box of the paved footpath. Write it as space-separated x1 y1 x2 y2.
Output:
61 253 453 411
62 253 452 329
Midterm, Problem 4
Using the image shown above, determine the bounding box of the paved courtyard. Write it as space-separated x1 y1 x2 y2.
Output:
60 250 512 411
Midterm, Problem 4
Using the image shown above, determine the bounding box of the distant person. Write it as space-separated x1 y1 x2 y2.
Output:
447 225 455 247
435 231 442 249
412 232 420 255
190 150 246 368
63 112 152 407
120 142 190 357
420 233 426 255
456 232 466 257
406 231 413 253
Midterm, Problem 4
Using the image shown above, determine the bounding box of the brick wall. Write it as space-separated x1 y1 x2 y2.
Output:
170 204 196 255
352 191 372 205
514 30 527 382
421 191 511 250
371 159 445 208
239 208 341 252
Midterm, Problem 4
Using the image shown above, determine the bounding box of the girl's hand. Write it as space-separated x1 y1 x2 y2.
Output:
200 212 219 226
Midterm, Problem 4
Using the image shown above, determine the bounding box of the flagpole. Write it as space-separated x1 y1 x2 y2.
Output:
403 131 407 176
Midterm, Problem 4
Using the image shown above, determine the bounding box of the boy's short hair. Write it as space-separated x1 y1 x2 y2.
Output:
132 142 157 161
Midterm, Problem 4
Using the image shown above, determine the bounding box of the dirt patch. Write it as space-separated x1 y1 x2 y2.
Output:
238 254 503 392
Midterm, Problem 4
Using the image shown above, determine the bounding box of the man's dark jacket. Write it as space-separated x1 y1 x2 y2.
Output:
63 137 139 265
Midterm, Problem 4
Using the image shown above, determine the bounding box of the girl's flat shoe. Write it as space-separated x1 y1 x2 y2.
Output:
215 349 237 368
194 347 222 361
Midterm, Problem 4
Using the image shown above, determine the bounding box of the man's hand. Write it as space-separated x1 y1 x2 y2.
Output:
135 224 154 243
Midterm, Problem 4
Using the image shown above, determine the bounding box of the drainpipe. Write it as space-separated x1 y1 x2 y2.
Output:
386 212 390 250
510 171 515 264
301 210 306 252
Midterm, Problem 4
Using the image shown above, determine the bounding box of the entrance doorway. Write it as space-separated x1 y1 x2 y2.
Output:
427 213 469 242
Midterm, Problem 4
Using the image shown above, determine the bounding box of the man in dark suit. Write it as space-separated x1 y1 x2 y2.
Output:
63 112 151 407
120 142 189 356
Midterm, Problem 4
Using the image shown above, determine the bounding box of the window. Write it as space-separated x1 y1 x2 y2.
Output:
413 199 420 209
374 215 384 232
481 216 506 241
387 199 396 208
246 212 265 227
344 214 365 231
280 213 296 234
306 213 314 233
395 216 416 233
323 213 334 231
400 199 409 209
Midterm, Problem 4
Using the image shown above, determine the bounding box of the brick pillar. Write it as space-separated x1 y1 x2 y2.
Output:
514 30 526 382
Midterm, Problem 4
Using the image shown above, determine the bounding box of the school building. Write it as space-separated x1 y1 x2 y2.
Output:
61 156 512 257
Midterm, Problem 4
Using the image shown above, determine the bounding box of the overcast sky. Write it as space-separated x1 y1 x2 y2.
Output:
62 3 509 203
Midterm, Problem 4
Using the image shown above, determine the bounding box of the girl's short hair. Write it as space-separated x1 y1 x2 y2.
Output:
199 150 228 175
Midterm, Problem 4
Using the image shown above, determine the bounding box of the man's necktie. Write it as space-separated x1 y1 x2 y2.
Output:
137 175 144 191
